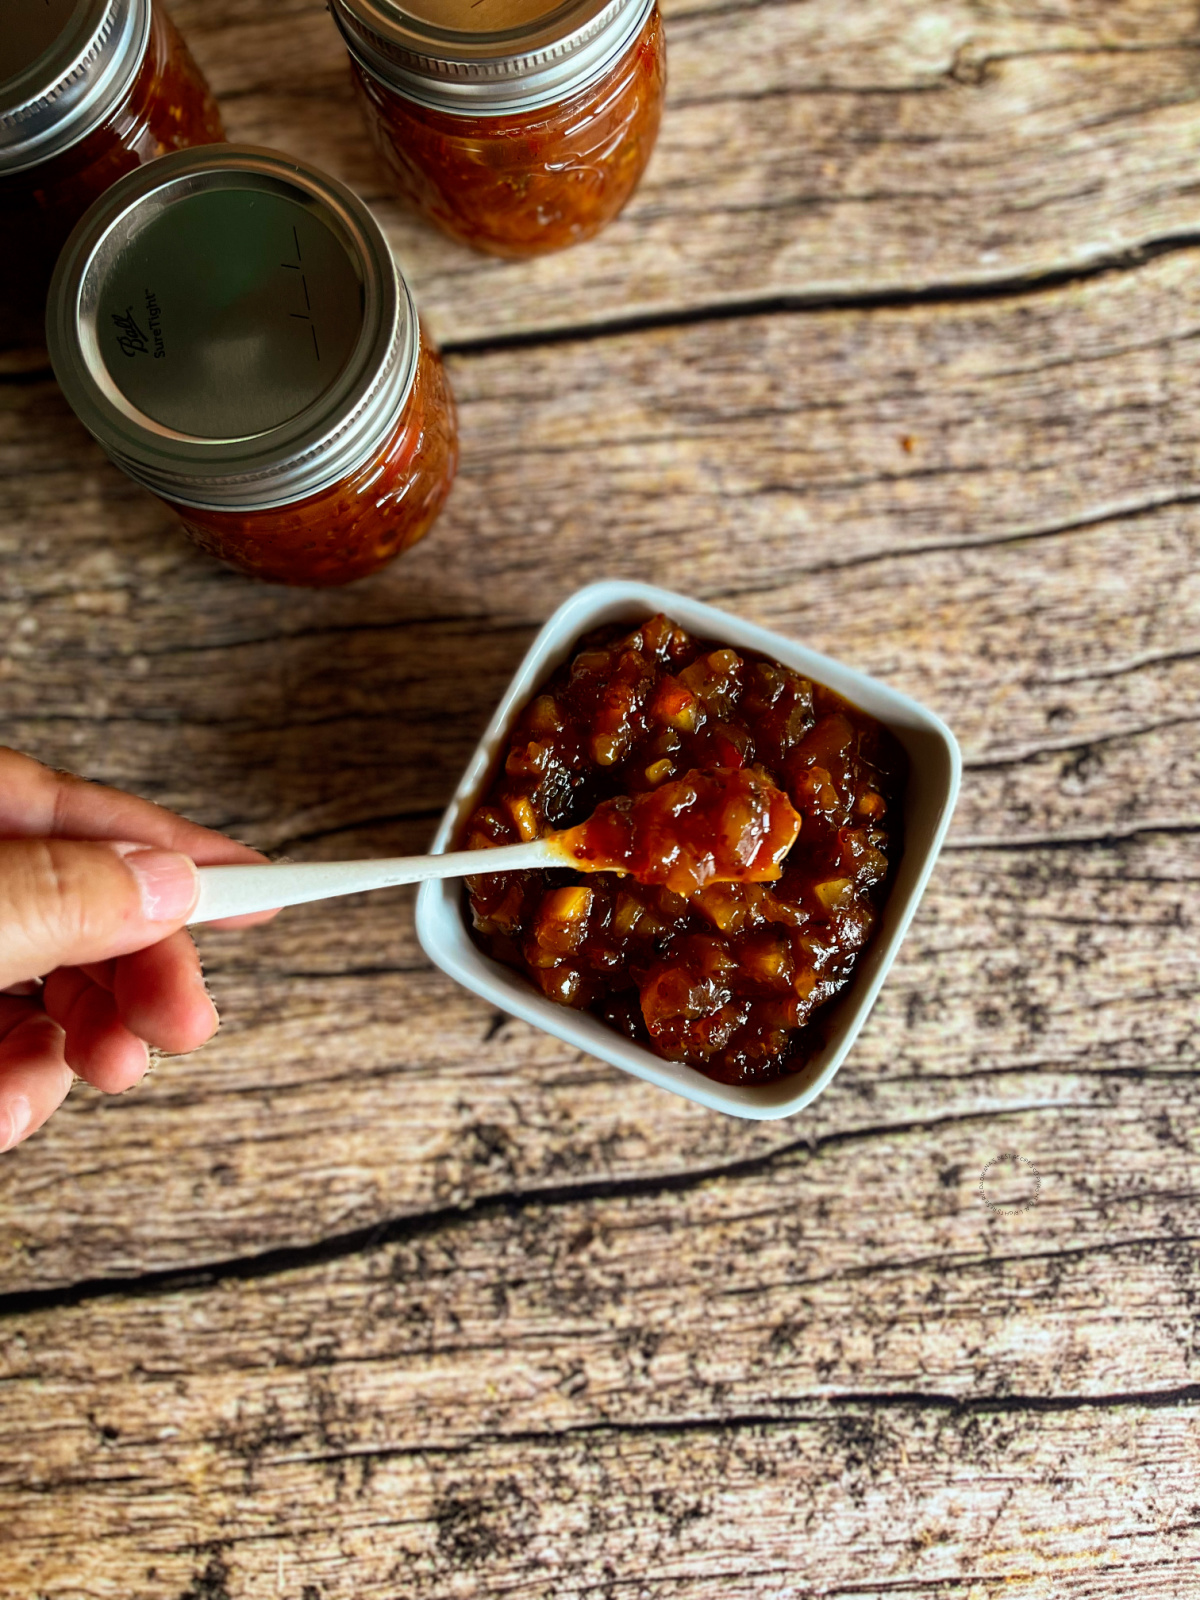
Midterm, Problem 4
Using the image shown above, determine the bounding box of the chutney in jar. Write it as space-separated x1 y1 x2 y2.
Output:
167 333 457 586
0 0 223 345
331 0 665 257
463 614 907 1086
47 146 458 588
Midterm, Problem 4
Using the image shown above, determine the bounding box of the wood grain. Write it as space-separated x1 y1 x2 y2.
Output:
2 1 1200 1593
3 1136 1200 1595
5 1404 1197 1598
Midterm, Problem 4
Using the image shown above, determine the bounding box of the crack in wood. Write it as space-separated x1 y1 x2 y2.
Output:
433 231 1200 358
264 1383 1200 1472
945 823 1200 851
5 1104 1188 1322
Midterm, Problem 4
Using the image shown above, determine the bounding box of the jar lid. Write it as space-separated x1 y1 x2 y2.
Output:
330 0 655 114
0 0 150 173
47 145 421 512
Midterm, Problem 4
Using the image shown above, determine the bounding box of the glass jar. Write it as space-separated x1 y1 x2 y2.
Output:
47 145 459 587
0 0 223 347
330 0 665 257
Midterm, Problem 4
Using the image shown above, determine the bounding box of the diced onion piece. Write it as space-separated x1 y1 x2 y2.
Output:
591 732 623 767
484 884 527 935
656 887 691 920
649 679 700 734
572 650 613 679
814 877 855 912
856 846 890 888
524 937 563 969
691 884 752 934
762 892 807 928
792 765 840 816
740 934 793 988
612 892 648 937
536 964 587 1006
536 886 594 955
505 740 548 778
506 794 540 841
544 886 593 924
640 614 690 661
678 651 743 719
473 805 515 842
526 695 564 735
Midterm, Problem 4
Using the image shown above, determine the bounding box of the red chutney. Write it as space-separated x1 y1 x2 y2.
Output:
464 614 907 1085
0 5 223 345
563 768 801 895
165 335 458 587
349 4 665 258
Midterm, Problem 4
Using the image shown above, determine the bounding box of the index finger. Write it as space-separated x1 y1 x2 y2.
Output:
0 747 266 868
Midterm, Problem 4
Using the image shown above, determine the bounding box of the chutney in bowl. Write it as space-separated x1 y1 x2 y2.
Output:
416 581 960 1120
461 612 906 1087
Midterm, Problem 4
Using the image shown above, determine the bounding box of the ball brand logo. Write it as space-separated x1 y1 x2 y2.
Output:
978 1151 1041 1216
111 306 150 359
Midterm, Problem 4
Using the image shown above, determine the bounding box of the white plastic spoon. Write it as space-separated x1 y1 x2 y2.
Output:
190 838 569 924
189 768 802 925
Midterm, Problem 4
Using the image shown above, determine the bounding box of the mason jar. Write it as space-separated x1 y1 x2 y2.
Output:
0 0 223 346
47 145 458 587
330 0 665 257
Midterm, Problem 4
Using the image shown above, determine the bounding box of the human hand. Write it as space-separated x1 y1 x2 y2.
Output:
0 747 275 1153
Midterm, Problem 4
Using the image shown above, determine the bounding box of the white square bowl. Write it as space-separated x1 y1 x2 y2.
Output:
415 581 961 1120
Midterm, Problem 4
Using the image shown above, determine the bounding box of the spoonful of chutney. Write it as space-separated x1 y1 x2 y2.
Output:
189 769 801 924
554 767 801 896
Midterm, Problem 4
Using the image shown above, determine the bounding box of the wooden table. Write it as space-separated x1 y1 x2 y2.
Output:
3 2 1199 1594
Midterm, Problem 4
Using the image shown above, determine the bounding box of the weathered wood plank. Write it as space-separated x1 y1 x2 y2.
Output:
5 1406 1197 1598
1 833 1194 1291
3 1099 1199 1595
7 1089 1200 1410
162 0 1200 340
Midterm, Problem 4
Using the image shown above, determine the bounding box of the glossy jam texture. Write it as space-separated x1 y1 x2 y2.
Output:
350 3 665 257
464 615 907 1085
564 768 801 895
0 4 224 344
166 334 458 586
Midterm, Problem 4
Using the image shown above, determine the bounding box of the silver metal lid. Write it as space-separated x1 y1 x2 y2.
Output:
0 0 150 174
330 0 655 115
46 145 421 512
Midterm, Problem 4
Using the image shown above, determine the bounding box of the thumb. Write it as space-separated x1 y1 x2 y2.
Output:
0 839 199 989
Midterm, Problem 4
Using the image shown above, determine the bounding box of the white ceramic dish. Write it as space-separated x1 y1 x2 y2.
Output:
415 581 961 1120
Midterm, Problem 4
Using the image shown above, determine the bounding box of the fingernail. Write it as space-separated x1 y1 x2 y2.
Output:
113 847 199 922
1 1094 31 1153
